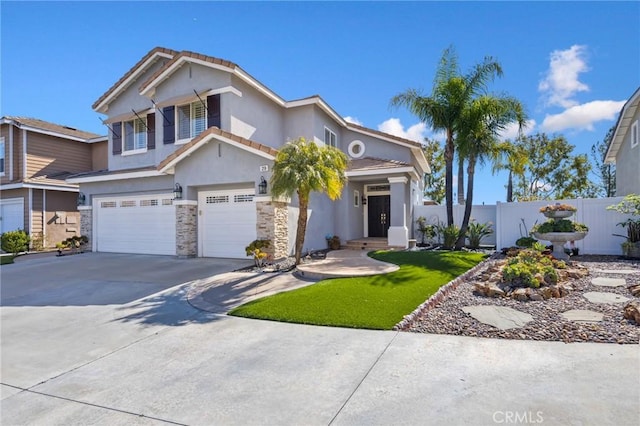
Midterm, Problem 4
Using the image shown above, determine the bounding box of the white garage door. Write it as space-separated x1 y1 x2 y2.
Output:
199 189 256 258
0 198 24 234
95 194 175 255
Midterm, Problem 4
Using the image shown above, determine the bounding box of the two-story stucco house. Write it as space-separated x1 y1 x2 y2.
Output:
0 116 107 247
68 47 429 259
606 86 640 196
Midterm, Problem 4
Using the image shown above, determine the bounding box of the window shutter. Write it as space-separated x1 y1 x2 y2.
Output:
207 95 221 129
112 122 122 155
147 113 156 149
163 106 175 144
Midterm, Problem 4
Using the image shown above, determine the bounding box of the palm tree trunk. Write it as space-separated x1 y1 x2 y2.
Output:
457 156 465 205
295 191 309 265
444 129 454 226
507 170 513 202
455 156 476 250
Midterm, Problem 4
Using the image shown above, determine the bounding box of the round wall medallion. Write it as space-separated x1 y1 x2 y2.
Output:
348 140 365 158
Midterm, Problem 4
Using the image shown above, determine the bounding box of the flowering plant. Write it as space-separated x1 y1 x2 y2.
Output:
539 203 577 213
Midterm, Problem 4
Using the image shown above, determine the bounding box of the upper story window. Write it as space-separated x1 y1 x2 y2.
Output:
324 127 337 148
632 120 638 148
124 118 147 152
177 100 206 143
0 137 5 175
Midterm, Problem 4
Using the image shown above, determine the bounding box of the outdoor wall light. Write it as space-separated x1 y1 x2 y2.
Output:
77 192 86 206
362 195 367 205
258 176 268 195
173 183 183 200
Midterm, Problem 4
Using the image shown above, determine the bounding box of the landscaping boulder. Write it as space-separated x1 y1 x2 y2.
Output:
628 284 640 298
623 301 640 325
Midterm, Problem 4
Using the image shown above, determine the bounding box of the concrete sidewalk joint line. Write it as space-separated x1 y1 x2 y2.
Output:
328 331 400 426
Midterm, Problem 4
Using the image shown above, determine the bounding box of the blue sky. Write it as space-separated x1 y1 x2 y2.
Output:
2 1 638 204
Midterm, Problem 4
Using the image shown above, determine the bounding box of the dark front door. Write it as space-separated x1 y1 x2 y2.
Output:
367 195 390 237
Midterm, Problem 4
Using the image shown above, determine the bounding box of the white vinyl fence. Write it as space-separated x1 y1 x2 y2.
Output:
414 197 632 255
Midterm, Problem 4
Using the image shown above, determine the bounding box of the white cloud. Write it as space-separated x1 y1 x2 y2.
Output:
540 100 625 132
539 45 590 108
343 116 362 125
499 119 537 140
377 118 426 142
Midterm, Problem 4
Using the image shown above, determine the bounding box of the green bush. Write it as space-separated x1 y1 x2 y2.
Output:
532 219 588 233
1 230 30 257
515 236 537 248
30 233 45 251
502 249 562 288
466 220 493 249
439 224 461 250
245 239 271 267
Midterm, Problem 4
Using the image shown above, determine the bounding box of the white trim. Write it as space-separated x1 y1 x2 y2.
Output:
0 137 5 177
605 88 640 162
233 67 286 106
9 124 13 180
77 205 93 211
324 126 337 147
94 51 175 113
346 166 415 178
254 195 291 203
285 97 347 127
354 190 360 208
104 108 153 125
632 120 638 148
22 129 27 179
174 200 198 206
388 176 408 184
121 148 148 156
0 182 79 192
66 169 164 184
87 135 108 143
346 125 418 149
42 189 46 242
28 188 33 234
348 140 365 158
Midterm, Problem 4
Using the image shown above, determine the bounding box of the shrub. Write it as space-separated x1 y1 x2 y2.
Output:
502 249 563 288
415 216 436 245
515 236 537 248
539 203 577 213
466 220 493 249
532 219 588 234
245 239 271 267
1 230 30 257
30 232 45 251
438 224 460 250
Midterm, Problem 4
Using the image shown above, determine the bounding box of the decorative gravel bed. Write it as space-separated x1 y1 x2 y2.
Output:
398 255 640 344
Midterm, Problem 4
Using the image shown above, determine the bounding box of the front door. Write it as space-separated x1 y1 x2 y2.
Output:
367 195 390 237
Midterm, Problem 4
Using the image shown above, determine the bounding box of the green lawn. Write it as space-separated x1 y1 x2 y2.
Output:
229 250 486 329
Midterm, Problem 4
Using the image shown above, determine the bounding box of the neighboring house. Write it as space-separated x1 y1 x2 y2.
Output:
605 86 640 196
68 47 429 259
0 116 107 247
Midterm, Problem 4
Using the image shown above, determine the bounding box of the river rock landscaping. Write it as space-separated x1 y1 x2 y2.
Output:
397 254 640 344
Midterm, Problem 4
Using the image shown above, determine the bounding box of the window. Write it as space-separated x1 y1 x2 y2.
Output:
0 137 5 175
632 120 638 148
348 140 365 158
324 127 337 147
123 118 147 152
354 190 360 207
177 100 206 142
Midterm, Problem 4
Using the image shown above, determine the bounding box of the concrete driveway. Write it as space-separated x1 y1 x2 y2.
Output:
1 253 638 425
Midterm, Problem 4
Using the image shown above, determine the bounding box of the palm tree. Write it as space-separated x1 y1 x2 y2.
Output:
492 140 530 202
270 137 348 265
455 96 526 249
391 46 502 226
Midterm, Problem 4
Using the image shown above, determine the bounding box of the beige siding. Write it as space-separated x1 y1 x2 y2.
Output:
31 189 44 237
0 124 23 184
45 191 79 247
26 131 92 178
91 141 108 170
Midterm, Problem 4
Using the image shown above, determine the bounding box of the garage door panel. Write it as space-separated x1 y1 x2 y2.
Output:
95 195 175 256
199 190 256 259
0 198 25 234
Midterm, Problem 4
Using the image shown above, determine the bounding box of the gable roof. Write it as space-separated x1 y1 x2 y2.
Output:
1 116 101 141
157 127 278 174
605 86 640 163
92 46 178 113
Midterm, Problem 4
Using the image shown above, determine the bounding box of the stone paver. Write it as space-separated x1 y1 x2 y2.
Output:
561 309 604 323
592 277 626 287
583 291 631 304
462 305 533 330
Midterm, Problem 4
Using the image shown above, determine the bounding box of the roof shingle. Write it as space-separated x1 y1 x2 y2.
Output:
3 116 101 140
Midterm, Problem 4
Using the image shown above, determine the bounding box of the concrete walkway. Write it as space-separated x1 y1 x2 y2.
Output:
295 249 399 280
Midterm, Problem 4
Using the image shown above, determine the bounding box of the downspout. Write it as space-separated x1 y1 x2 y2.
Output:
28 188 33 236
8 122 13 180
23 129 27 180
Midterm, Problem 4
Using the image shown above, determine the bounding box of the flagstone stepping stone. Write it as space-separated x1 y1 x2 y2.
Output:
561 309 604 323
592 277 626 287
462 305 533 330
596 269 638 275
583 292 630 304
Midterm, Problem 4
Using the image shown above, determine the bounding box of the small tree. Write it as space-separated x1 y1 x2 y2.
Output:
271 138 348 265
1 230 30 258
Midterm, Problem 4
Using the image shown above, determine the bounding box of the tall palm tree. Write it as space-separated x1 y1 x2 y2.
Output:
270 137 348 265
391 46 502 226
492 140 530 202
455 96 526 249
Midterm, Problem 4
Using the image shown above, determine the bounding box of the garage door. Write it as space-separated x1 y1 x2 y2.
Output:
199 189 256 258
95 194 175 255
0 198 24 234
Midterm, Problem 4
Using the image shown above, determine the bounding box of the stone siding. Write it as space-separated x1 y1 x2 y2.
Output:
176 204 197 257
79 208 93 249
256 200 288 259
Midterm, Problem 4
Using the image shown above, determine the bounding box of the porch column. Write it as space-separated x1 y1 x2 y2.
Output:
78 205 93 250
388 176 408 248
175 200 197 257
